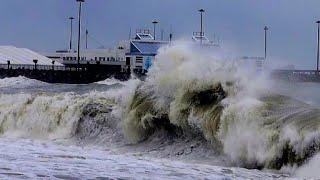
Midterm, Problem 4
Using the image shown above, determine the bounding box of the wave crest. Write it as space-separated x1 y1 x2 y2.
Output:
121 42 320 170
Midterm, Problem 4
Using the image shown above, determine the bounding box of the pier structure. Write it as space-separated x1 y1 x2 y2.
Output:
271 69 320 82
0 46 129 84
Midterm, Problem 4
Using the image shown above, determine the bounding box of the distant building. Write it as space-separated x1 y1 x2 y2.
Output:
44 41 128 71
44 29 168 73
0 46 62 69
125 29 168 73
44 29 222 74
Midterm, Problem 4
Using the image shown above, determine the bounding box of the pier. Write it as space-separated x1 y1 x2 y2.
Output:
0 63 130 84
271 69 320 82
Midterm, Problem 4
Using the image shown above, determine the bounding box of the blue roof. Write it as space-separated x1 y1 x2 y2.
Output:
129 41 167 56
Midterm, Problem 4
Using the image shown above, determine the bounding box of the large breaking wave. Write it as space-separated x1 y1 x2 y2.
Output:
120 42 320 170
0 42 319 175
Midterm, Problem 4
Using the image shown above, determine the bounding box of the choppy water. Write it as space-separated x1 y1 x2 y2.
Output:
0 43 320 179
0 77 286 180
0 138 289 180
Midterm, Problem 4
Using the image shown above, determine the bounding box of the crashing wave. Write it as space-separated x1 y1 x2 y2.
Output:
120 42 320 169
0 42 319 172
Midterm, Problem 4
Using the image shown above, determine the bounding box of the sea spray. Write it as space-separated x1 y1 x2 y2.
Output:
121 41 320 169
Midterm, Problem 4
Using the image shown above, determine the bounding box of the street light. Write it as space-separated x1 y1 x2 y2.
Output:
86 29 88 49
152 20 158 40
264 26 269 60
316 21 320 73
69 17 74 50
7 60 10 70
76 0 85 71
52 60 55 70
33 59 38 70
198 9 205 45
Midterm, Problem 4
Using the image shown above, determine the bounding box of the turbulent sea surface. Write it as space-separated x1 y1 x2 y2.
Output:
0 43 320 179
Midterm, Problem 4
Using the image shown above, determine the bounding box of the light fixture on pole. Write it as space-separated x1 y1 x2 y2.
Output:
152 20 158 40
76 0 85 71
69 17 74 50
198 9 205 45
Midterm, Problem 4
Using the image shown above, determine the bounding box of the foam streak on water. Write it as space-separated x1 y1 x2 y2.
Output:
0 138 286 180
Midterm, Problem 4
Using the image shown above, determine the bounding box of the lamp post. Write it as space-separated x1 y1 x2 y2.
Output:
317 21 320 73
52 60 55 70
264 26 269 60
199 9 205 45
152 20 158 40
85 29 88 49
76 0 85 71
169 25 173 44
69 17 74 50
33 59 38 70
7 60 10 70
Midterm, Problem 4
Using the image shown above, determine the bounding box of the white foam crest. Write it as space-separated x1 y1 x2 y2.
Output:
121 41 273 146
141 42 266 113
95 78 125 85
0 76 47 88
218 97 270 165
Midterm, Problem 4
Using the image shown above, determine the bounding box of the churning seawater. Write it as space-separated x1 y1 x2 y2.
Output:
0 77 285 180
0 42 320 179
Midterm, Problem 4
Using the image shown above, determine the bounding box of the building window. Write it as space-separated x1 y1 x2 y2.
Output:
126 57 131 65
136 56 143 64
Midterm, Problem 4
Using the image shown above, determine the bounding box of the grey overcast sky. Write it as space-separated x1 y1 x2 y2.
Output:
0 0 319 69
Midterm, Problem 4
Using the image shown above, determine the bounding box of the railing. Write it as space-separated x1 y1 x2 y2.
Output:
0 63 128 73
136 29 151 34
273 69 319 75
0 64 68 71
